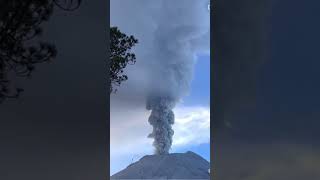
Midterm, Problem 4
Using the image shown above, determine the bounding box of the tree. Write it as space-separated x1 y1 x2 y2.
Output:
0 0 81 103
110 26 138 93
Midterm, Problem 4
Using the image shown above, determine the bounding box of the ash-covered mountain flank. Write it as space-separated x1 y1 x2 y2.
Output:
111 151 210 179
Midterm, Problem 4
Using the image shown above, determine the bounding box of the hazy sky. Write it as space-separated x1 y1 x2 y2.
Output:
110 0 210 175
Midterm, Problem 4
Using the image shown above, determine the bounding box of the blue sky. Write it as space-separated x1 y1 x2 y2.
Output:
183 54 210 107
175 54 210 162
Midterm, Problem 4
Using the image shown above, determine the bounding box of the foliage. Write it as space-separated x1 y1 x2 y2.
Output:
110 26 138 93
0 0 81 103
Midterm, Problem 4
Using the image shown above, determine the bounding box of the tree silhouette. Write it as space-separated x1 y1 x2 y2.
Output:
110 26 138 93
0 0 81 103
53 0 82 11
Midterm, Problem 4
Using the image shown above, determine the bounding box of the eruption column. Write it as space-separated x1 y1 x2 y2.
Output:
147 96 175 155
142 0 209 155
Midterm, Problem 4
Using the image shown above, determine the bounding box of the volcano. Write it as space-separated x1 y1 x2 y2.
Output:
111 151 210 179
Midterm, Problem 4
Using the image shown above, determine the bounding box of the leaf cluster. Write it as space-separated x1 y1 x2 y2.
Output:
0 0 81 103
110 26 138 93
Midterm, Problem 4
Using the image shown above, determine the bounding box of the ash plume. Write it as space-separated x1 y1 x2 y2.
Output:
145 0 209 155
146 96 175 155
110 0 210 155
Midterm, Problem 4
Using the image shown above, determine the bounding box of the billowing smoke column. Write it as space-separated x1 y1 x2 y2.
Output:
111 0 209 155
146 96 175 155
144 1 210 155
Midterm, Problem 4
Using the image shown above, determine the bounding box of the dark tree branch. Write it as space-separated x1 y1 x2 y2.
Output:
0 0 81 104
109 26 138 93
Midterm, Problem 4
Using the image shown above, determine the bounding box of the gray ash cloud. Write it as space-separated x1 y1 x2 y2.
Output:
111 0 209 155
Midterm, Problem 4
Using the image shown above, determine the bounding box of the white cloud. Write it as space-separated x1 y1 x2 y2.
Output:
172 106 210 147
